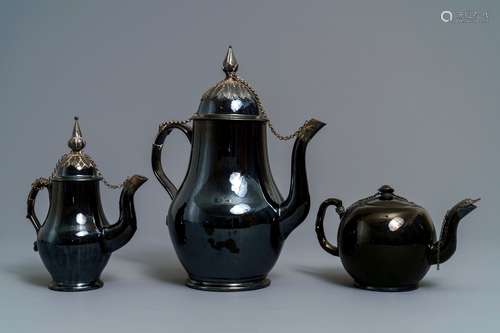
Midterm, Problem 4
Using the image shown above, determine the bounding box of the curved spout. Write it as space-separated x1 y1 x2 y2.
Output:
428 198 479 266
278 119 326 239
101 175 148 253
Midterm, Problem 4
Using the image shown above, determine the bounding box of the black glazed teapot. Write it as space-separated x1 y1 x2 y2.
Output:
152 47 325 291
26 118 147 291
315 185 479 291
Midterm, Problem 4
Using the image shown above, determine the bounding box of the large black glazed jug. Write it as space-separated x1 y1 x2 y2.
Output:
152 47 325 291
26 118 147 291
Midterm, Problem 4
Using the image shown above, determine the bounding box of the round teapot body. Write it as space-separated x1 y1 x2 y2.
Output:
37 180 110 291
167 120 285 291
338 204 436 291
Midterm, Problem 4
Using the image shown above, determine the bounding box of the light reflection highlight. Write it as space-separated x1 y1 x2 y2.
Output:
76 213 87 225
388 217 405 232
230 99 243 112
230 203 251 215
230 172 248 198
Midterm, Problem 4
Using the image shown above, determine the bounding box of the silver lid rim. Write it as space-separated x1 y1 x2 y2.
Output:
191 113 268 121
51 175 103 182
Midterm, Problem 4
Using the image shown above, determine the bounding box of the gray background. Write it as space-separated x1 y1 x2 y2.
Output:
1 0 499 332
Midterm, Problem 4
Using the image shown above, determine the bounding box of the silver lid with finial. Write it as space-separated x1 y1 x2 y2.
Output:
195 46 266 120
52 117 100 181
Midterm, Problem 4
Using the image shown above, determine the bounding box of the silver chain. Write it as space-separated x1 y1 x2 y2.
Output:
97 169 123 189
229 73 312 141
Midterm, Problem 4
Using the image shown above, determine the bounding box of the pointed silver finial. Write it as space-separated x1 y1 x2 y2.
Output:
223 45 239 75
68 116 86 152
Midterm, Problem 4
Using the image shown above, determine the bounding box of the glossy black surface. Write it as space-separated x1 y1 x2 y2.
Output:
315 185 479 291
152 118 325 291
26 176 147 291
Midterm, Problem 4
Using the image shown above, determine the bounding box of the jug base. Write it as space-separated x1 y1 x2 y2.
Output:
48 279 103 292
354 282 418 292
186 277 270 292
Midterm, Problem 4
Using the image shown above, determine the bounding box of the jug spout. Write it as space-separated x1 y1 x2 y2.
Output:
428 198 479 265
279 119 325 239
101 175 148 253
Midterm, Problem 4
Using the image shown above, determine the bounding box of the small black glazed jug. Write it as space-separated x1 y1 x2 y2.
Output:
26 117 147 291
315 185 479 291
152 47 325 291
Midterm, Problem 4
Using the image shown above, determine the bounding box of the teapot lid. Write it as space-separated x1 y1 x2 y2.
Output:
351 185 420 209
194 46 267 121
51 117 101 181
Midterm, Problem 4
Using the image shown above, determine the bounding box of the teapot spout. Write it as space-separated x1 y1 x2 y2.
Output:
278 119 326 239
428 198 479 266
101 175 148 253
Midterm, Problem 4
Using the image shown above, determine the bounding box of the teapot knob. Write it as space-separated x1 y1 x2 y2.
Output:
378 185 395 200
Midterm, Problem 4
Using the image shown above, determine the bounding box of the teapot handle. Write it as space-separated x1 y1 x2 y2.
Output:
152 122 193 200
26 177 51 234
315 198 345 257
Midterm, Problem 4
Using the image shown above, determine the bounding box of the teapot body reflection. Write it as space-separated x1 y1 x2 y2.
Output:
315 185 479 291
152 47 325 291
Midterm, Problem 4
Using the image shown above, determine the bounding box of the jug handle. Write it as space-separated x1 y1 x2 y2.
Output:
26 178 51 239
152 122 193 200
315 198 345 257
